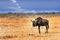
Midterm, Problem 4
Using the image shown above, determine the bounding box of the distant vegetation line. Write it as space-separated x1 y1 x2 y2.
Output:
0 12 60 14
0 12 60 18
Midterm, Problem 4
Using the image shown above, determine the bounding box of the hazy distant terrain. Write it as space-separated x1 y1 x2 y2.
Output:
0 13 60 40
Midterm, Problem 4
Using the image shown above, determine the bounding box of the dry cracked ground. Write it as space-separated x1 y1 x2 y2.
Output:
0 14 60 40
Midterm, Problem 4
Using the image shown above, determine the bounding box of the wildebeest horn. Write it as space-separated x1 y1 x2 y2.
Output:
31 20 33 22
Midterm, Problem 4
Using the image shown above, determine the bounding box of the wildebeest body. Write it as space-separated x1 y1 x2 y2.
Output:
32 17 49 33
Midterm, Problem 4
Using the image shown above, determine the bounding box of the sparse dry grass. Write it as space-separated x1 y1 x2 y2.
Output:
0 14 60 40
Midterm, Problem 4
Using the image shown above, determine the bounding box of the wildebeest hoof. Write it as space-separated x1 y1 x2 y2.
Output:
45 32 48 33
39 32 41 34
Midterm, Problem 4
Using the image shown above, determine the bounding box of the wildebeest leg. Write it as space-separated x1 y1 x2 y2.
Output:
45 26 48 33
38 26 40 34
48 25 49 29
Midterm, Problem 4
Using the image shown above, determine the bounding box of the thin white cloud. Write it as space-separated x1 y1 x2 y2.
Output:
8 6 25 12
10 0 21 8
9 0 38 13
24 10 37 13
9 0 26 12
10 0 16 3
8 7 17 9
16 3 20 8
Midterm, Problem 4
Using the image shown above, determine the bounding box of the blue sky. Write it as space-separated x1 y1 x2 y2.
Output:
0 0 60 13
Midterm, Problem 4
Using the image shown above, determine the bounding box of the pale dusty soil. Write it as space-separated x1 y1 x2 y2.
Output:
0 14 60 40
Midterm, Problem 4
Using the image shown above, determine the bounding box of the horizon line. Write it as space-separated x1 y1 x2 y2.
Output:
0 11 60 13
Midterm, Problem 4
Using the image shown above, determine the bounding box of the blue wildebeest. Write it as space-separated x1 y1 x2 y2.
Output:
31 17 49 33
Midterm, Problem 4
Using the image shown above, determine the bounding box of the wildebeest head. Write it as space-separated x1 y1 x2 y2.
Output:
31 20 37 27
31 17 42 27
